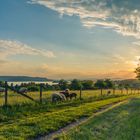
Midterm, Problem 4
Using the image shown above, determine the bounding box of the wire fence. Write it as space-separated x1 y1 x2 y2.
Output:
0 81 139 106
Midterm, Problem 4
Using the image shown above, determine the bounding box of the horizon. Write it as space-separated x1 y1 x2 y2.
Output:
0 75 138 81
0 0 140 79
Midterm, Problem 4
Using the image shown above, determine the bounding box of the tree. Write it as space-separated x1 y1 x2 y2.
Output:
0 81 5 87
58 79 68 90
124 84 130 94
95 80 106 89
82 80 93 90
135 64 140 94
27 86 39 92
104 79 114 89
94 80 106 95
70 79 81 90
135 66 140 80
118 83 124 94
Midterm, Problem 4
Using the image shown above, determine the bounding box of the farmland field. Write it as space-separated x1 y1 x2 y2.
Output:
1 0 140 140
0 89 130 105
0 89 139 139
59 97 140 140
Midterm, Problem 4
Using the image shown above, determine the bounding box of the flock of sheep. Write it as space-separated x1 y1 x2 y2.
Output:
0 87 77 103
51 89 77 102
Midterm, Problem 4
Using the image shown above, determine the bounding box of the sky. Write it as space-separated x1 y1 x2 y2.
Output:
0 0 140 80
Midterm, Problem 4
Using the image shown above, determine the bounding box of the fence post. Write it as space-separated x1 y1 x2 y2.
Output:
4 81 8 106
131 89 132 94
113 88 115 94
101 88 103 96
40 84 43 103
127 89 128 94
80 86 82 100
121 89 123 94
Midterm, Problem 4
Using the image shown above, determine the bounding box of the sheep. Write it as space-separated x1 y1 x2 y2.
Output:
69 93 77 100
60 91 69 99
60 89 70 100
107 90 111 95
51 93 66 103
18 87 28 94
0 87 5 93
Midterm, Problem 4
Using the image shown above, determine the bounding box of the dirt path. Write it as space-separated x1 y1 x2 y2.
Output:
35 100 128 140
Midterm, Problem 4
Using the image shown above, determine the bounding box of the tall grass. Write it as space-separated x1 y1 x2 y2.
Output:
0 89 130 106
61 97 140 140
0 95 135 139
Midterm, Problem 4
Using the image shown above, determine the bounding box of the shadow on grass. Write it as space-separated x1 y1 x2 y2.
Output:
0 94 123 123
59 97 140 140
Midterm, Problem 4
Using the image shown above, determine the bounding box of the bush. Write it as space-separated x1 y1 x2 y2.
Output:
27 86 39 92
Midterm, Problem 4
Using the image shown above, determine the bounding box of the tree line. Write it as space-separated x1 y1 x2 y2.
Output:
0 79 134 91
0 78 139 92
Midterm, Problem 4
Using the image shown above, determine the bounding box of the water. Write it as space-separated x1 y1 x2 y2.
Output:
8 81 58 86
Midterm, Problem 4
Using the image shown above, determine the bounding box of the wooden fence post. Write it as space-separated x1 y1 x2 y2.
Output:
131 89 132 94
113 88 115 94
4 81 8 106
101 88 103 96
80 86 82 100
40 84 43 103
127 89 128 94
121 89 123 94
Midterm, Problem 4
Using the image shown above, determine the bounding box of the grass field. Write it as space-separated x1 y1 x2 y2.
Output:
0 93 138 139
0 89 130 105
59 97 140 140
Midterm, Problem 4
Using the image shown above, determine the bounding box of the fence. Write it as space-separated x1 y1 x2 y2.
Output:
0 81 140 106
0 81 43 106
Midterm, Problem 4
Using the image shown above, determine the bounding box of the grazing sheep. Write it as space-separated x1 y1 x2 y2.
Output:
51 93 66 103
69 93 77 100
60 91 69 99
60 89 70 100
18 87 28 94
107 90 111 95
0 87 5 93
60 93 67 101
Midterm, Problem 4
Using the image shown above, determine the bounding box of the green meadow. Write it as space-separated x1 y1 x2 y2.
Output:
0 89 138 139
0 89 129 105
59 97 140 140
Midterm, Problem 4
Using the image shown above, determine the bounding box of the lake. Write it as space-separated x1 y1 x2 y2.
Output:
7 81 58 86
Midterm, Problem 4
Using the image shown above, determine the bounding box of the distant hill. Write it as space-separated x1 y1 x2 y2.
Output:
115 79 140 88
115 79 140 84
0 76 53 82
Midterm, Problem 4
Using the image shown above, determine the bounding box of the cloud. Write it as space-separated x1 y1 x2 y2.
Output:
0 40 55 59
133 41 140 46
0 60 7 65
29 0 140 38
38 63 135 79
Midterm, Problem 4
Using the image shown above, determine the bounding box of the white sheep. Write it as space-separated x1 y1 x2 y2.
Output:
51 93 66 103
0 87 5 93
18 87 28 94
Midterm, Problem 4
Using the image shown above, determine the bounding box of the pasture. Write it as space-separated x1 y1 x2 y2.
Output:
0 89 131 106
0 88 139 139
60 97 140 140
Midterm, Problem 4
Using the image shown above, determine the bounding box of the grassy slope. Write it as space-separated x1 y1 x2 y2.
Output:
0 95 136 139
0 94 121 123
61 97 140 140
